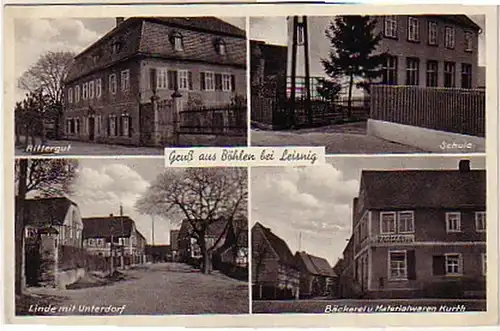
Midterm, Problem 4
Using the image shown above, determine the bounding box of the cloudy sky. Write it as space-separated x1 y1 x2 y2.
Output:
13 17 245 102
251 156 485 266
66 157 171 245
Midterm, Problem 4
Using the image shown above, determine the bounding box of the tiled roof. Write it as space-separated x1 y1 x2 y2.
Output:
21 197 77 226
254 222 296 267
441 15 482 31
178 218 229 240
82 216 135 238
296 251 336 277
65 17 246 83
360 169 486 209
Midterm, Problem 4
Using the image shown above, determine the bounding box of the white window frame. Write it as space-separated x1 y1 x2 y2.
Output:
109 74 117 94
68 87 73 103
222 73 232 91
380 211 396 234
428 21 438 45
406 58 419 86
464 31 473 52
475 211 486 232
218 41 226 55
407 17 420 42
174 35 183 51
82 82 88 100
122 114 130 137
384 16 397 38
157 68 168 90
398 211 415 233
96 78 102 98
204 71 216 91
75 85 80 102
446 212 461 233
482 253 486 276
444 253 462 276
109 115 117 137
89 81 95 99
178 70 189 91
445 26 455 49
388 250 407 280
121 69 130 91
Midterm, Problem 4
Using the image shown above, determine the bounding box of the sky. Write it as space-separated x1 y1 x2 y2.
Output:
13 17 245 102
250 15 486 78
251 156 486 267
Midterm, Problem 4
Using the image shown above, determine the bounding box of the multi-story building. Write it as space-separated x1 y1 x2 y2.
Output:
63 17 246 146
339 159 486 299
82 214 147 265
252 222 300 300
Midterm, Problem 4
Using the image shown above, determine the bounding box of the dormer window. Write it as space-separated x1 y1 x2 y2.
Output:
111 40 123 54
170 32 184 51
214 39 226 55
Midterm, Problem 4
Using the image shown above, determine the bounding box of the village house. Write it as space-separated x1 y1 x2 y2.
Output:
336 159 486 299
145 244 172 263
295 251 337 298
82 214 147 266
252 222 300 300
63 17 247 147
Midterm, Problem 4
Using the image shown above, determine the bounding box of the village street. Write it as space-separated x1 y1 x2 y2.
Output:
251 122 424 154
20 263 249 315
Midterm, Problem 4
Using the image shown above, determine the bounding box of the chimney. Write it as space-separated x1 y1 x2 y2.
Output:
119 204 124 217
116 17 125 27
459 160 471 172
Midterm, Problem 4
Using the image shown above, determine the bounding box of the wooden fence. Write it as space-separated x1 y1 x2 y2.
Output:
179 104 247 136
371 85 485 137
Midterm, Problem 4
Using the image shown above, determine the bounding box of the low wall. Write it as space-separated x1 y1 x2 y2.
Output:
55 268 85 290
367 119 486 153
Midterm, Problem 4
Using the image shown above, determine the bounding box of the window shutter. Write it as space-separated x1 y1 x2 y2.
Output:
215 74 222 90
432 255 445 276
407 250 416 280
231 74 236 91
168 70 177 90
188 71 193 90
200 72 206 90
150 68 157 92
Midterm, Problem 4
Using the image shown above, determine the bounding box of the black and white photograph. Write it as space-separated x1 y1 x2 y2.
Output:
251 156 486 313
250 15 486 154
14 16 248 156
14 158 249 315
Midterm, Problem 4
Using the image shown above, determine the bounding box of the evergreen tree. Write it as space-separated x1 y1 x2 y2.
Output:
321 15 387 118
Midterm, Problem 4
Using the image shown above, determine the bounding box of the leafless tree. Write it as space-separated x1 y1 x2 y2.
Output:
136 167 247 274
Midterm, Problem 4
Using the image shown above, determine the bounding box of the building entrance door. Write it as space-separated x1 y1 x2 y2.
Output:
88 117 95 141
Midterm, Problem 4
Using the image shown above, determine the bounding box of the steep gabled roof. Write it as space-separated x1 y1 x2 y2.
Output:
143 17 246 38
82 216 135 238
21 197 77 226
254 222 296 267
360 169 486 209
296 251 336 277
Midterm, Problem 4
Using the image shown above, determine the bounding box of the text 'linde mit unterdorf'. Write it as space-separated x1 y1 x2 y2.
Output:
164 147 326 167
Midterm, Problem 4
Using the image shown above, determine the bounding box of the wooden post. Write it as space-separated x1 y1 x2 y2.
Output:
290 16 298 128
302 16 312 126
171 90 182 146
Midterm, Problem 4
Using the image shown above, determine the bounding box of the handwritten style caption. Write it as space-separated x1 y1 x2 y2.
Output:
164 147 325 167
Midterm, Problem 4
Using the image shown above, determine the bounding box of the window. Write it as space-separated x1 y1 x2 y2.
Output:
215 39 226 55
109 74 117 94
89 81 95 99
407 17 420 42
389 251 407 280
444 62 456 88
482 253 486 275
202 72 215 91
464 31 473 52
121 70 130 91
172 32 183 51
475 211 486 232
398 211 415 233
445 254 462 275
75 85 80 102
446 212 461 232
405 58 419 86
157 68 168 90
380 212 396 234
75 118 80 134
384 16 397 38
445 26 455 49
178 70 189 90
68 88 73 103
121 115 131 137
382 56 398 85
109 115 117 136
461 63 472 89
426 60 438 87
88 238 94 246
428 21 438 45
96 79 102 98
222 73 232 91
82 82 88 100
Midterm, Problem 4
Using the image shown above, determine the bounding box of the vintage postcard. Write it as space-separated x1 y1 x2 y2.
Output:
3 2 499 329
